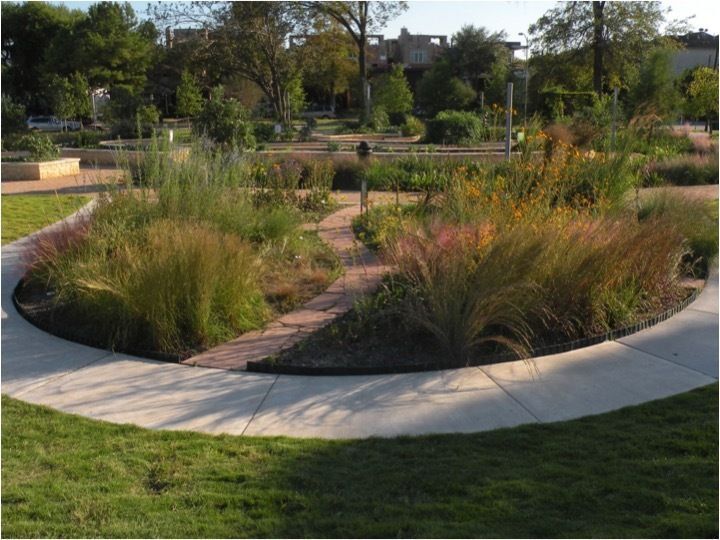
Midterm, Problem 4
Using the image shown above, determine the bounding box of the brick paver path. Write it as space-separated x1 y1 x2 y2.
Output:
1 166 127 195
181 205 391 370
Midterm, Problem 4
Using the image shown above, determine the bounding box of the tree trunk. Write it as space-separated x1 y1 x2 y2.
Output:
592 1 605 96
359 36 369 122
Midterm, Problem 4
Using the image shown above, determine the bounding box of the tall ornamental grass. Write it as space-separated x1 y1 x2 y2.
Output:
24 141 339 355
365 144 709 363
385 214 689 362
28 220 268 354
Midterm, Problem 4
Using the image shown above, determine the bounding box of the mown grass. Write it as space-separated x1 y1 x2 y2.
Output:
1 194 90 244
2 385 717 538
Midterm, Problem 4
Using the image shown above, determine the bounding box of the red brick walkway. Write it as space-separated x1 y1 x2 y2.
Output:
181 205 391 370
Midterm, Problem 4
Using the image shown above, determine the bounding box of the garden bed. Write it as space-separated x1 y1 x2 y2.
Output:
13 145 340 361
252 149 717 374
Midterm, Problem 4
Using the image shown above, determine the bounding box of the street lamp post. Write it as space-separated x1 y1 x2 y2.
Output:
519 32 529 128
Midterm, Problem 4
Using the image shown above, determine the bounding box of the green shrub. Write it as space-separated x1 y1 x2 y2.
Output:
369 107 390 132
332 158 365 190
401 116 425 137
253 122 277 143
110 119 153 140
416 60 476 116
599 125 695 156
136 104 160 126
425 110 485 145
49 131 103 149
193 86 256 150
6 132 60 161
1 94 27 135
353 204 419 252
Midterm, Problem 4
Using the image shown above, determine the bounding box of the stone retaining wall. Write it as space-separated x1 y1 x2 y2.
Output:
1 158 81 181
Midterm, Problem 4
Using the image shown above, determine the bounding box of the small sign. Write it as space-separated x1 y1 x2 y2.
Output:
361 178 368 215
274 124 282 135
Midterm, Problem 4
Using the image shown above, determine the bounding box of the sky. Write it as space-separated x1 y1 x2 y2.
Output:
53 0 720 39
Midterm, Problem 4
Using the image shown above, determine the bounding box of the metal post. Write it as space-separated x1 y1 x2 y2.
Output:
480 91 484 112
505 82 514 161
364 79 371 122
611 86 619 152
519 32 529 128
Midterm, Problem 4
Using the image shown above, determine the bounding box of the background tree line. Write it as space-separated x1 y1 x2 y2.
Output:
2 0 717 133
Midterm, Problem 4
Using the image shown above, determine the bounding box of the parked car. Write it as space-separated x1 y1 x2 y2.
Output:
299 105 337 119
26 116 82 132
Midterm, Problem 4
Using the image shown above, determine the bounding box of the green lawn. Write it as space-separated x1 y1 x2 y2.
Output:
1 194 90 244
2 385 717 538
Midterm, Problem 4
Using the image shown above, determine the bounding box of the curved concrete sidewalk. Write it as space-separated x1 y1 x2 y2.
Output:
1 206 717 439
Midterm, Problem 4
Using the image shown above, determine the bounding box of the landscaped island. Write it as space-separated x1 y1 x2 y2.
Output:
14 144 340 359
13 132 717 369
255 136 717 373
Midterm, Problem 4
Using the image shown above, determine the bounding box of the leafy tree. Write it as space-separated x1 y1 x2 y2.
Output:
628 48 678 118
72 2 156 91
530 2 684 95
194 86 256 149
106 85 144 122
416 60 476 116
287 75 307 116
304 1 408 121
49 72 92 130
373 64 413 120
154 2 306 127
1 94 27 135
297 20 356 107
176 70 204 118
687 67 719 129
448 25 510 104
1 2 84 110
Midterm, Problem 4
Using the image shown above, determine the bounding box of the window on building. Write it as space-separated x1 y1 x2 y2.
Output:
411 49 427 63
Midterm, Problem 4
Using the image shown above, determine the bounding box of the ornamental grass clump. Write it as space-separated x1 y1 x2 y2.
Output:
386 220 541 362
384 212 690 363
22 143 339 356
28 219 268 354
528 216 688 340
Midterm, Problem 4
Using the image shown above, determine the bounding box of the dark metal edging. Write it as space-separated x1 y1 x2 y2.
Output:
246 287 702 376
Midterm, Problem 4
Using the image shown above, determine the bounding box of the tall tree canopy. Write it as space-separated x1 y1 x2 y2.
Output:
448 25 510 104
416 60 476 116
73 2 157 90
1 2 84 110
296 19 356 107
2 1 156 114
687 66 719 127
154 1 306 125
529 1 683 95
303 1 407 121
